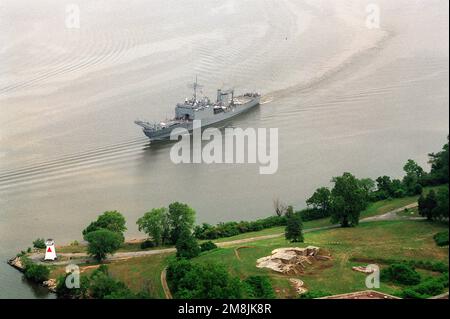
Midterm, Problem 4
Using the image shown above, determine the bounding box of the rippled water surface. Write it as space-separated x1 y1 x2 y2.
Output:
0 0 448 298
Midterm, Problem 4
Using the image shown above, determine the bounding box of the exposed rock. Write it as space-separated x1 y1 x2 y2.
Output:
256 246 326 275
290 278 308 295
7 256 25 272
352 266 375 274
43 279 57 293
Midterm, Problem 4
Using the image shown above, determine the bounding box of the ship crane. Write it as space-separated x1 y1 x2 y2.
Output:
216 88 234 105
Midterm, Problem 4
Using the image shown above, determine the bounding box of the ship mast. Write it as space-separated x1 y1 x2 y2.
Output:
189 76 203 101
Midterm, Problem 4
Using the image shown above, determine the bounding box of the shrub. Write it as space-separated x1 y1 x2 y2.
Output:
193 215 286 240
33 238 46 249
381 263 421 286
166 259 244 299
24 263 50 283
56 273 90 299
89 266 131 299
140 240 156 249
434 231 449 247
243 276 275 299
200 241 217 252
175 228 200 259
299 290 331 299
298 208 330 222
402 273 449 299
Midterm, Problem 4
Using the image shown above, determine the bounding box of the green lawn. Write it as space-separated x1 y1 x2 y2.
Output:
107 253 170 298
194 220 449 299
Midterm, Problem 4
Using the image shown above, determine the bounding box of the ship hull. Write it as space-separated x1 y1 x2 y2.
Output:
142 96 260 141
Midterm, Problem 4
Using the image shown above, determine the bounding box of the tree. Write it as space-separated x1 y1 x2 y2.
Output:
176 228 200 259
273 198 288 217
82 211 127 239
166 259 244 299
358 178 376 201
89 265 132 299
433 187 449 221
56 273 90 299
23 263 50 283
306 187 332 215
32 238 46 249
418 190 438 221
85 229 123 262
375 176 394 199
330 173 367 227
244 276 275 299
168 202 196 244
403 159 425 180
428 137 449 184
402 160 425 195
285 206 304 242
136 208 170 246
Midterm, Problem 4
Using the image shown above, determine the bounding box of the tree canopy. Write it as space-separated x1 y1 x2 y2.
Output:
168 202 196 244
166 259 244 299
85 229 124 261
285 206 304 242
82 211 127 239
330 172 367 227
136 207 170 246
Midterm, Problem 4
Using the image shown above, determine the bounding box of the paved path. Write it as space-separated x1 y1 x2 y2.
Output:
160 268 172 299
360 203 420 222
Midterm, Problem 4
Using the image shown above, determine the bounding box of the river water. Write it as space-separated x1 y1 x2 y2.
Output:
0 0 448 298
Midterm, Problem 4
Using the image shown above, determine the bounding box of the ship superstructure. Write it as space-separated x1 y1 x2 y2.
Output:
135 79 260 141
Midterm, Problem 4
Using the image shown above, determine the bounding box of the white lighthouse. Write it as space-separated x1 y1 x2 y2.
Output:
44 239 57 261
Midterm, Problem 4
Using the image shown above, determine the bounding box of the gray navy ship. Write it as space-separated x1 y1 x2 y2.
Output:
135 79 260 141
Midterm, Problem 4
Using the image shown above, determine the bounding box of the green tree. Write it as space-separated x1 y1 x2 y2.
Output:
136 208 170 246
56 273 90 299
85 229 123 262
23 263 50 283
166 259 244 299
89 265 131 299
330 173 367 227
306 187 332 215
403 159 426 180
358 178 376 201
418 190 438 221
82 211 127 239
376 176 394 199
176 228 200 259
428 137 449 184
168 202 196 244
244 276 275 299
402 160 425 195
285 206 304 242
433 187 449 221
32 238 46 249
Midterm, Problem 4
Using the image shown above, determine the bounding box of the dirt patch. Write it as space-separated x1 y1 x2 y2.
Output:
289 278 307 295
